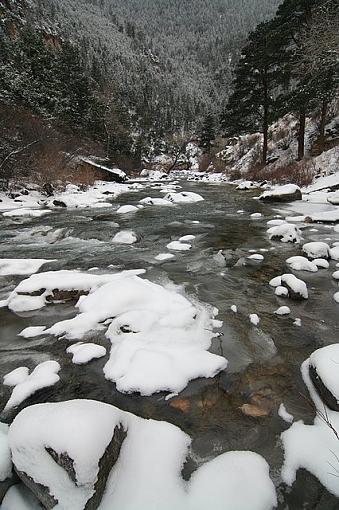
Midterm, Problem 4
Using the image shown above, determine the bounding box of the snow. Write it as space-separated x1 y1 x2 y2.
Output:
313 258 329 269
79 157 126 179
334 292 339 303
112 231 137 244
4 360 60 411
267 224 302 244
155 253 175 261
8 400 277 510
249 314 260 326
302 242 330 259
248 253 264 261
281 348 339 497
274 306 291 316
164 191 204 204
0 422 11 481
3 367 29 386
66 342 107 364
332 271 339 280
275 286 288 297
293 318 302 327
167 241 191 251
259 184 300 200
21 271 227 395
1 485 41 510
3 208 51 218
230 305 237 313
269 274 308 299
286 256 318 272
278 403 294 424
116 205 138 214
236 181 259 190
139 197 173 207
179 235 196 242
250 213 262 219
330 246 339 260
267 219 286 226
0 259 55 276
310 344 339 402
18 326 47 338
5 270 133 313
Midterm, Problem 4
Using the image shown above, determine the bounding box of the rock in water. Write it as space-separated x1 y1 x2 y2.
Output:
308 344 339 412
259 184 302 202
8 401 127 510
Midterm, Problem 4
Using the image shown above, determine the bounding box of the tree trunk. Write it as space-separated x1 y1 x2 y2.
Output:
297 110 306 161
262 70 269 166
318 99 327 153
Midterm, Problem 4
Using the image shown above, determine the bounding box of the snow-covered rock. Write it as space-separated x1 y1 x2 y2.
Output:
248 254 264 261
8 400 277 510
269 274 308 300
4 361 60 412
164 191 204 204
278 403 293 424
249 314 260 326
259 184 301 202
267 224 302 244
274 306 291 316
66 343 107 364
3 208 51 218
286 256 318 272
3 367 29 387
167 241 191 251
155 253 175 262
0 259 55 276
116 205 138 214
14 271 227 396
330 246 339 261
0 423 11 482
5 270 130 313
275 286 289 297
302 242 330 260
281 343 339 497
112 231 138 244
139 197 173 207
313 258 329 269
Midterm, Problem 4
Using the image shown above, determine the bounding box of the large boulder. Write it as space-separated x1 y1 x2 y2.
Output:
259 184 302 202
9 401 127 510
308 344 339 412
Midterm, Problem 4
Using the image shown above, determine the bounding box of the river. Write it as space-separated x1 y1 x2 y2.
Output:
1 180 339 509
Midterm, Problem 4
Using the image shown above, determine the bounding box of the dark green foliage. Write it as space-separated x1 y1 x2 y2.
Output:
199 114 216 153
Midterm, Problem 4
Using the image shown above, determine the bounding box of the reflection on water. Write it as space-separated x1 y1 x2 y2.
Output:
1 181 339 508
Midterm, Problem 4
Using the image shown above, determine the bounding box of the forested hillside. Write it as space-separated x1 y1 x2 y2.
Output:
0 0 281 175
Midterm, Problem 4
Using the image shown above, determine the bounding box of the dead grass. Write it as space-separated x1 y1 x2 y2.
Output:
247 159 315 187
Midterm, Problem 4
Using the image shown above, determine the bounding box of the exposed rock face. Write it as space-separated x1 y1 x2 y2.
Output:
309 364 339 412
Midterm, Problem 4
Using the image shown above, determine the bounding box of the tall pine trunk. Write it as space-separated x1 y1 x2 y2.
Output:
297 109 306 161
318 99 328 153
262 70 269 166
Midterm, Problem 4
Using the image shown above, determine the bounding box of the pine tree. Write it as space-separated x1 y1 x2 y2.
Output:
221 20 285 165
199 114 215 153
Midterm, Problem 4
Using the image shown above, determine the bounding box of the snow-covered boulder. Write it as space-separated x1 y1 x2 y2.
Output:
139 197 173 207
164 191 204 204
4 361 60 412
286 256 318 272
4 271 127 313
302 241 330 260
267 224 302 244
66 343 106 364
236 181 259 190
269 274 308 300
116 205 138 214
259 184 302 202
8 401 127 510
308 344 339 411
8 400 277 510
112 230 138 244
330 246 339 261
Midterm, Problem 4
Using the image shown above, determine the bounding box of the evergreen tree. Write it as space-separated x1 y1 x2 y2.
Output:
221 20 285 165
199 114 215 153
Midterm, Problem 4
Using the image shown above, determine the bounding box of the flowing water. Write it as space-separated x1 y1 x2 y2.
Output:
1 180 339 508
